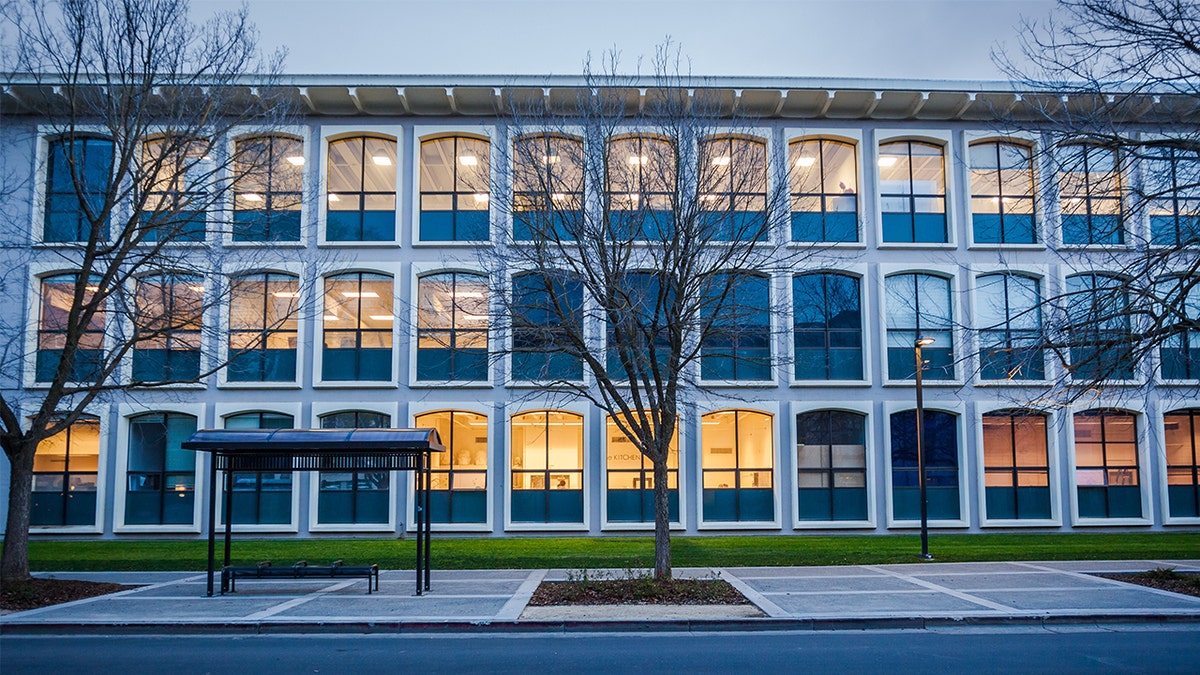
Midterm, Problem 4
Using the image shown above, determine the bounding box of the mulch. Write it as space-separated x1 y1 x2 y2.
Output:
1097 571 1200 598
529 577 749 606
0 577 132 612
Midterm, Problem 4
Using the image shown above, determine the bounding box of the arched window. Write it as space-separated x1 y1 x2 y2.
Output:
789 138 858 242
326 136 397 241
510 411 584 524
700 273 771 381
321 272 393 381
793 272 863 380
125 412 197 525
1160 275 1200 379
1146 147 1200 246
132 274 203 383
701 410 774 522
416 272 489 381
890 409 959 520
36 273 104 383
1058 145 1122 245
796 410 867 521
223 412 294 525
970 141 1036 244
228 272 299 382
606 413 679 523
1064 273 1133 380
233 136 303 241
317 411 391 525
607 136 675 240
884 273 954 380
1073 410 1141 519
139 136 209 242
1163 409 1200 518
414 410 488 524
512 134 583 240
879 141 946 243
43 136 112 242
32 417 100 527
511 271 583 382
698 136 768 241
975 273 1043 380
419 136 490 241
982 411 1051 520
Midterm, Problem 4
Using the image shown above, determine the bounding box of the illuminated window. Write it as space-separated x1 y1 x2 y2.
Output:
701 410 774 522
511 272 583 381
139 136 209 242
975 273 1044 380
132 274 203 383
233 136 303 242
1147 147 1200 246
606 414 678 523
1159 276 1200 380
512 134 583 240
607 136 675 240
223 412 293 525
982 412 1051 520
326 136 397 241
420 136 490 241
792 273 862 380
416 272 489 381
125 412 197 525
321 272 393 381
1163 409 1200 518
510 411 584 524
789 138 858 242
697 136 768 240
1058 145 1122 245
43 136 112 242
884 273 954 380
796 410 867 521
35 273 104 383
32 417 100 527
318 411 390 524
414 410 488 524
227 273 299 382
700 273 771 381
1073 410 1142 519
879 141 946 243
890 409 960 520
1065 273 1133 380
970 141 1036 244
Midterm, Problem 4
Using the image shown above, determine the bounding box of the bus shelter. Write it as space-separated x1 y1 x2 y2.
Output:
182 428 445 597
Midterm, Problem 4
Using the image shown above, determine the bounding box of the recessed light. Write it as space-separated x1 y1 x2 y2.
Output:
459 155 479 166
628 155 648 166
242 193 262 202
188 285 206 293
542 154 560 164
878 157 898 168
286 156 305 166
711 156 731 166
323 314 339 321
341 291 379 298
795 157 816 168
551 193 567 201
327 193 341 202
272 291 300 298
473 193 489 203
369 314 394 321
372 155 392 166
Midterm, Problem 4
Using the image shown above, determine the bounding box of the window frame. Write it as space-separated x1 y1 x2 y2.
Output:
227 129 308 245
504 404 590 532
408 402 495 533
880 267 959 384
696 133 772 242
600 412 684 531
307 403 399 533
313 266 399 388
1062 271 1138 383
975 403 1062 527
510 131 586 242
113 403 205 534
1145 145 1200 247
791 270 866 383
413 127 495 245
605 134 678 241
37 132 115 245
1158 408 1200 524
1056 143 1125 247
787 134 862 244
791 403 875 529
972 271 1046 383
698 271 774 384
882 401 968 528
136 134 213 245
875 133 954 246
697 404 781 530
508 269 586 385
223 271 301 386
1068 407 1150 525
130 272 206 385
28 412 107 533
966 137 1040 246
412 268 491 385
30 271 106 387
215 405 301 533
317 126 402 247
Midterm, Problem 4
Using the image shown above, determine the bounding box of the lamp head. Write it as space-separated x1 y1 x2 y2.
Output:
915 336 936 347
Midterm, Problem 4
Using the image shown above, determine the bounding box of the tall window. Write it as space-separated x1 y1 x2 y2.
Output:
1160 276 1200 379
796 410 867 521
224 412 293 526
879 141 946 243
970 141 1036 244
318 411 390 525
36 274 104 383
227 273 299 382
606 414 679 523
132 274 203 382
890 410 960 520
606 272 671 379
789 138 858 242
701 410 774 522
511 272 583 382
1147 147 1200 246
510 411 584 524
1073 410 1142 519
975 273 1044 380
885 273 954 380
414 411 488 524
44 136 112 242
416 272 489 381
1065 273 1133 380
793 273 863 380
139 137 209 242
125 412 197 525
697 136 768 240
512 134 584 240
607 136 676 240
326 136 397 241
1163 409 1200 518
419 136 490 241
982 412 1051 520
233 136 303 242
32 417 100 527
321 273 393 381
1058 145 1122 245
700 273 771 381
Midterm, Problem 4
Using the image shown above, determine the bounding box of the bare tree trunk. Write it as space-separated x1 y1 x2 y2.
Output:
653 457 671 580
1 439 35 584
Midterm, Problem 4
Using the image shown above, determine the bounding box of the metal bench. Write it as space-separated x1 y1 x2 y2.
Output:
221 560 380 594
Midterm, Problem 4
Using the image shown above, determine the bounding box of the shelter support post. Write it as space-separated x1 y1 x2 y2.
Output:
223 466 233 568
414 451 424 596
424 451 431 592
206 455 217 597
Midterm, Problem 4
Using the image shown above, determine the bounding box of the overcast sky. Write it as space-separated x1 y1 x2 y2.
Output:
193 0 1057 81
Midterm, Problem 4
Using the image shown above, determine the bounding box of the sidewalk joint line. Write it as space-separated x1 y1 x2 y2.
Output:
241 580 358 621
861 565 1018 613
494 569 546 621
719 568 789 618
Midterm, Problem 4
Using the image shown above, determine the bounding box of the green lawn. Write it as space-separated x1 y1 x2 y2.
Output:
18 532 1200 572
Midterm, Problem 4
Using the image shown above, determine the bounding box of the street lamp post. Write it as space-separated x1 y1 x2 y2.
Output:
915 336 936 560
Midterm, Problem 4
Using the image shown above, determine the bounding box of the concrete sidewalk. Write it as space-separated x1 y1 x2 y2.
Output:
2 559 1199 634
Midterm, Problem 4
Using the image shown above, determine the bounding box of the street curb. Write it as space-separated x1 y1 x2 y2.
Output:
3 613 1199 636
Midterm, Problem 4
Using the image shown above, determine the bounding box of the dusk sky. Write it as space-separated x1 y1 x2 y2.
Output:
194 0 1058 81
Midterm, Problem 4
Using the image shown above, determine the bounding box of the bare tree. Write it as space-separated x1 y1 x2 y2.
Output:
482 45 808 579
0 0 296 583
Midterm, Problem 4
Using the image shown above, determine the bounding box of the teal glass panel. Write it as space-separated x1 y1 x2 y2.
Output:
232 210 300 242
419 211 454 240
450 491 487 524
326 211 362 241
881 212 912 242
797 488 832 520
1016 486 1052 519
973 214 1002 243
1107 485 1142 518
511 491 547 523
1077 486 1108 518
832 487 868 520
317 492 354 523
913 212 947 242
547 490 584 523
1168 485 1200 518
355 492 389 524
702 488 738 521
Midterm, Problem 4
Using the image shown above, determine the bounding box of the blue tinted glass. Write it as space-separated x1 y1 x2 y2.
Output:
419 211 454 240
973 214 1002 243
361 211 395 241
913 212 947 243
882 212 913 242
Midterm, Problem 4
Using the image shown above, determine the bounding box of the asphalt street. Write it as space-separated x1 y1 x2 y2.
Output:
3 626 1198 674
